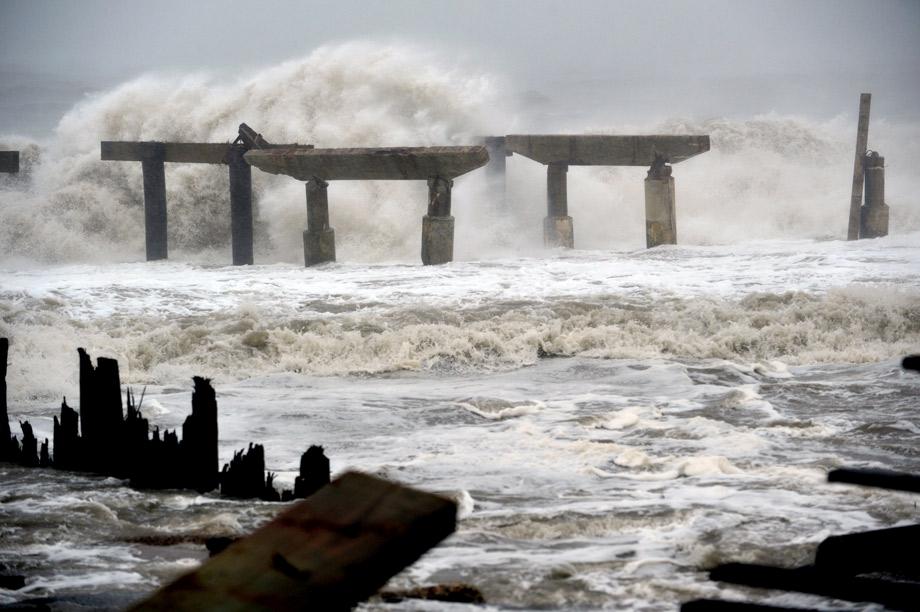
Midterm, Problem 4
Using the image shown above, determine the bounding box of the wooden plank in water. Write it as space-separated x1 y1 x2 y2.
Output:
827 467 920 494
130 471 457 612
847 93 871 240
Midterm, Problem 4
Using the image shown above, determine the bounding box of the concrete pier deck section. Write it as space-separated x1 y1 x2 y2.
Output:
0 151 18 173
244 146 488 181
245 146 489 266
101 127 312 264
503 135 709 248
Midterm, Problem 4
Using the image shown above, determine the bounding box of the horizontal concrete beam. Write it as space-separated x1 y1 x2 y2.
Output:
0 151 19 173
101 142 313 164
245 146 489 181
504 135 710 166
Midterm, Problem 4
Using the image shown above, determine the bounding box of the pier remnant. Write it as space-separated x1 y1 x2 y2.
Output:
0 151 19 173
483 136 509 209
847 93 872 240
130 472 457 612
244 146 489 266
860 151 888 238
504 134 710 248
101 125 312 264
645 155 677 248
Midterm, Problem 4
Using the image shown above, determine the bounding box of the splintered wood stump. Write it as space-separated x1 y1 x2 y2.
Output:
131 472 457 612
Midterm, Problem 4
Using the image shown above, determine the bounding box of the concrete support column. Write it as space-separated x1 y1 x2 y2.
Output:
303 178 336 266
421 175 454 265
484 136 507 209
860 152 889 239
227 146 254 265
544 162 573 248
644 161 677 248
141 144 168 261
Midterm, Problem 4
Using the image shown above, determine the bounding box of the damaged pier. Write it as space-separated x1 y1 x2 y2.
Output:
497 134 710 248
0 150 18 173
244 146 489 265
101 125 313 264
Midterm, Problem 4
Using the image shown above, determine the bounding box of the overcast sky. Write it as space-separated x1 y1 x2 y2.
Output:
2 0 919 134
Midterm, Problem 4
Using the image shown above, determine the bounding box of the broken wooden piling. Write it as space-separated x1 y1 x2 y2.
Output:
130 472 457 612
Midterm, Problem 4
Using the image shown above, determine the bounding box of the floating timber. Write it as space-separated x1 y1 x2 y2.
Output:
130 471 457 612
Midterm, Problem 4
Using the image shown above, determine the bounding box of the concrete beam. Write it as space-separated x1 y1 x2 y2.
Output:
0 151 18 173
244 146 489 181
504 135 710 166
101 142 314 164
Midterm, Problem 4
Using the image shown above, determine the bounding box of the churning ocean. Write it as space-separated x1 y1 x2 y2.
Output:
1 43 918 610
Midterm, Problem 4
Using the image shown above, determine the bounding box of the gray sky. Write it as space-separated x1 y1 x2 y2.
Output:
2 0 919 134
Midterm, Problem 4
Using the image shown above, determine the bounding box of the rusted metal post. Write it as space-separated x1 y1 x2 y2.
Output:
860 152 888 238
421 175 454 265
304 178 335 266
544 162 573 248
227 146 254 265
141 144 168 261
847 93 871 240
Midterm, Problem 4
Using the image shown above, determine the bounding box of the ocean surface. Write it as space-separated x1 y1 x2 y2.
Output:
1 44 919 610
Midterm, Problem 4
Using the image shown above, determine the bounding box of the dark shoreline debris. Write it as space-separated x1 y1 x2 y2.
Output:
0 338 329 502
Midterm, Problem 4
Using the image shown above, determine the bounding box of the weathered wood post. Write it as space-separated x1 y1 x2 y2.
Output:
141 144 168 261
847 93 871 240
484 136 507 208
860 152 888 238
422 176 455 265
544 162 574 248
644 156 677 247
304 178 336 265
0 151 19 173
227 146 254 265
0 338 12 461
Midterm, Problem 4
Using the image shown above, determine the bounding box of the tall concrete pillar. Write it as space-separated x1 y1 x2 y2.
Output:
227 146 254 265
484 136 507 209
644 160 677 248
141 144 168 261
544 162 573 248
860 152 889 239
303 178 335 266
421 175 454 265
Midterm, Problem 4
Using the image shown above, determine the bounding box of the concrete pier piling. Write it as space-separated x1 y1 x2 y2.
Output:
422 176 454 265
860 152 888 238
848 93 872 241
504 134 708 249
544 162 574 248
644 157 677 247
227 147 254 266
484 136 508 208
101 125 312 264
0 151 19 173
141 144 168 261
304 178 336 265
245 146 488 266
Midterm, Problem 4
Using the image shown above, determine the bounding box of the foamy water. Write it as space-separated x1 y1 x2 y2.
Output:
1 44 919 610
